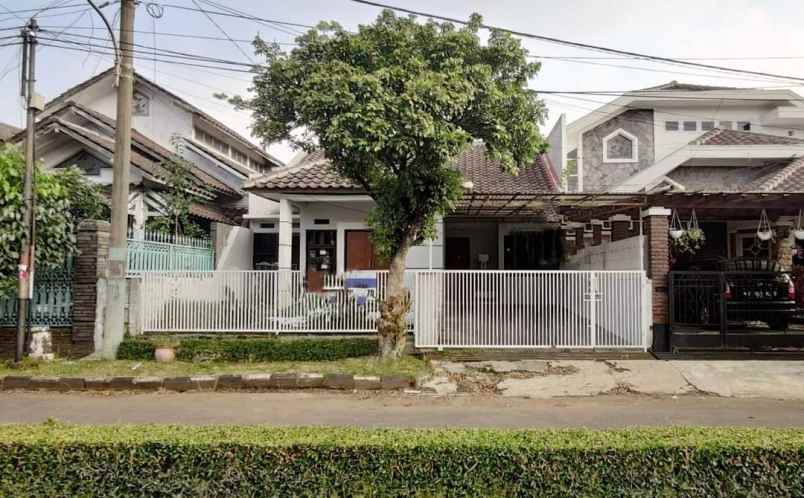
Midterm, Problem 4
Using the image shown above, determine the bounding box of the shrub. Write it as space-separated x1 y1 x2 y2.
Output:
176 337 378 362
116 338 155 361
0 424 802 497
116 336 378 362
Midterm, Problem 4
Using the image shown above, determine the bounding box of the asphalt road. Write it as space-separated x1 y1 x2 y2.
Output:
2 391 803 427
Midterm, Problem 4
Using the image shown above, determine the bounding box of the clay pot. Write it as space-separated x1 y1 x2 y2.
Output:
154 347 176 363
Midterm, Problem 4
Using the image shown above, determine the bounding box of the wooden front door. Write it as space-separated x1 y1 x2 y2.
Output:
345 230 388 270
445 237 471 269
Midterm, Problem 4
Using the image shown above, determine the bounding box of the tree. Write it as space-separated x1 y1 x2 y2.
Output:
0 145 107 294
145 136 207 239
230 11 548 357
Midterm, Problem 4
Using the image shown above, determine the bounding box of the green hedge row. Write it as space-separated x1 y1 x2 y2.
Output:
1 424 802 497
117 336 378 362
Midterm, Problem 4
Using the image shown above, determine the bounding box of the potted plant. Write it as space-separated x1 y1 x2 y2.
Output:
153 337 180 363
669 210 685 240
671 227 706 255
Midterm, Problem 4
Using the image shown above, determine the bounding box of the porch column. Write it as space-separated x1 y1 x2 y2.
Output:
641 206 671 352
610 214 632 242
278 197 293 271
278 197 293 306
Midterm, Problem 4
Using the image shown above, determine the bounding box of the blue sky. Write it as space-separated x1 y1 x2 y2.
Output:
2 0 804 162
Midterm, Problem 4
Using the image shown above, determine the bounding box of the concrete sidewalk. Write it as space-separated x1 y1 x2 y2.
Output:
2 391 803 427
423 360 804 400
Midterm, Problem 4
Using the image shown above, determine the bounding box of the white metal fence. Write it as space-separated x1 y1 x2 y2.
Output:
140 269 650 350
414 270 650 350
141 270 414 333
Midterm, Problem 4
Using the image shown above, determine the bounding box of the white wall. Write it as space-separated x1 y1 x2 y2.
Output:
296 200 443 274
247 193 281 219
215 225 253 270
67 75 194 151
564 235 645 271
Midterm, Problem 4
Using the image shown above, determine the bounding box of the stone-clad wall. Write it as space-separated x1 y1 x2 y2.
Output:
582 109 655 191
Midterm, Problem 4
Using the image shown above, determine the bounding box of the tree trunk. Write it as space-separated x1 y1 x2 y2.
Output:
378 237 412 359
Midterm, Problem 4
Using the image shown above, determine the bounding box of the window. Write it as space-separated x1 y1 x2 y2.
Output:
306 230 337 275
737 121 751 131
231 148 248 165
701 121 715 131
195 128 229 155
719 121 733 130
313 218 330 225
602 129 638 163
683 121 697 131
665 121 679 131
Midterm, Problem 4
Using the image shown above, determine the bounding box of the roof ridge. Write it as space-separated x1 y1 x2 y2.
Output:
690 128 724 145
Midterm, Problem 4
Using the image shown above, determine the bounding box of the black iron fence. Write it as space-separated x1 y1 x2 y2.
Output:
669 270 803 349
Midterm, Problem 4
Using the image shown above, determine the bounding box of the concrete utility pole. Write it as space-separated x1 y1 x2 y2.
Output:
103 0 136 359
15 18 40 363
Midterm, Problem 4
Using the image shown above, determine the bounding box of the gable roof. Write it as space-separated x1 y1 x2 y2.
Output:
31 102 239 198
691 128 804 146
638 81 737 92
245 144 560 195
44 67 283 169
0 122 21 141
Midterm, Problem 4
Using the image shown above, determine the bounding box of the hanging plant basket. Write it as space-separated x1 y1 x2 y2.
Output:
756 209 774 242
795 210 804 240
669 210 685 240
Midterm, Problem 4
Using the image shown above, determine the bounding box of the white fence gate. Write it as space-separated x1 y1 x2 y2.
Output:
140 270 650 350
414 270 650 350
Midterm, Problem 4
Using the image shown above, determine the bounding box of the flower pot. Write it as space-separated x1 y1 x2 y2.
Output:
669 229 685 240
794 229 804 240
154 347 176 363
757 230 774 242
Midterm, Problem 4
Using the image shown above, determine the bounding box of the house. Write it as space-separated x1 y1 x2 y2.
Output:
7 67 283 246
552 81 804 352
245 143 561 276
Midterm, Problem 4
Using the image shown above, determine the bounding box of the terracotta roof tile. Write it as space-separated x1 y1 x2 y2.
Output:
691 128 804 146
246 144 559 195
747 156 804 192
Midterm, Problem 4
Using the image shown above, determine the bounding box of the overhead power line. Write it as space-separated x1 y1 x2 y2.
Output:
351 0 804 84
159 3 315 30
191 0 254 63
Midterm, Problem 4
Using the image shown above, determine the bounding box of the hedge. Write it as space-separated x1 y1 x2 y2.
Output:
1 424 802 497
117 336 378 362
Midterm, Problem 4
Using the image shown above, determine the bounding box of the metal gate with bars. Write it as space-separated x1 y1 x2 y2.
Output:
414 270 650 350
140 269 650 350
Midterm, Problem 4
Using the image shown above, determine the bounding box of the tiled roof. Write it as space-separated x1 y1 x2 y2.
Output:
43 67 283 168
36 103 239 197
690 128 804 146
746 157 804 192
246 144 559 195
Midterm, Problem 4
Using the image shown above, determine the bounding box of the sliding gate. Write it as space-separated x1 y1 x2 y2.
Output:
414 270 650 350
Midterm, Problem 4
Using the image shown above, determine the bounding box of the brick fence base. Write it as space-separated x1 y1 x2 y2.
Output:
0 327 78 360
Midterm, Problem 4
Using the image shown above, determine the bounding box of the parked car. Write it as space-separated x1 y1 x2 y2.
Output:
720 259 796 331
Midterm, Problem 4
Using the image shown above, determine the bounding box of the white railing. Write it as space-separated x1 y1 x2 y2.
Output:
127 230 214 275
141 270 415 333
414 270 649 350
141 269 649 350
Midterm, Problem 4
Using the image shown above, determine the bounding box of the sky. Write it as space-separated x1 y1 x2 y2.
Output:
1 0 804 163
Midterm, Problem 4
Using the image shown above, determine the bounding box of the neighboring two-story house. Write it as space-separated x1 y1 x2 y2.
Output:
552 81 804 352
8 67 283 245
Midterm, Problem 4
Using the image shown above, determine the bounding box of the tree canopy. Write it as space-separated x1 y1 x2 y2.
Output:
230 10 548 356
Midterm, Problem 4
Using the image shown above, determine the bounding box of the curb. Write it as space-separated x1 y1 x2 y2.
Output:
0 373 415 393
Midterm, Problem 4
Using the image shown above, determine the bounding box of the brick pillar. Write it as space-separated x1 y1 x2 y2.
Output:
642 207 671 352
610 214 632 241
72 220 110 356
